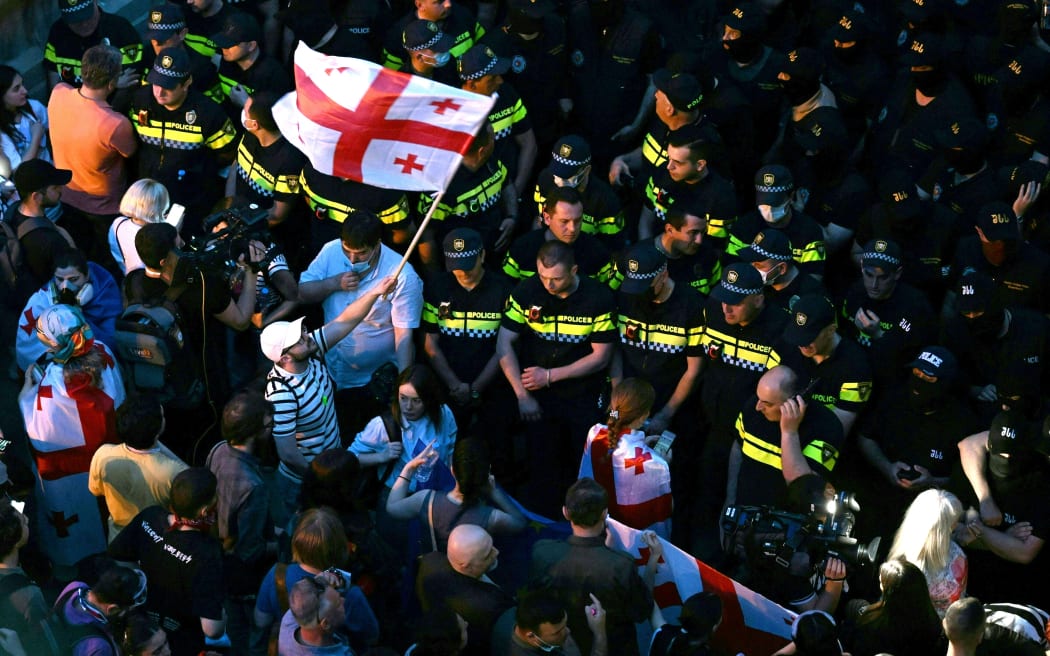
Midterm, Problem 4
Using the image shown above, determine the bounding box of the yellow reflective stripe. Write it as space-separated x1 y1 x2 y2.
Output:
299 175 408 225
185 34 218 58
840 382 872 403
274 172 300 196
204 122 237 150
490 97 527 136
802 440 839 471
217 73 237 101
428 162 507 219
502 253 534 280
136 123 207 146
641 131 666 168
701 326 779 369
795 240 826 263
596 260 617 286
617 319 692 350
739 414 783 469
44 46 80 69
726 233 748 256
119 44 143 67
533 184 545 216
422 301 439 324
691 259 721 296
504 295 527 325
706 215 734 239
587 209 625 235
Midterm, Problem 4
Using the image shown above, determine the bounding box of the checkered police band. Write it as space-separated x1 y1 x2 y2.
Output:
460 53 501 80
405 27 448 52
720 280 763 297
746 242 783 261
63 0 92 16
624 262 666 284
552 148 590 170
444 247 481 261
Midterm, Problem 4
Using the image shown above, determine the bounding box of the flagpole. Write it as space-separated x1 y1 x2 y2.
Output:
390 188 446 280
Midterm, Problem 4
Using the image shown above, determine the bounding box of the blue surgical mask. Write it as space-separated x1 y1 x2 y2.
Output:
348 259 372 274
429 51 451 67
759 203 789 224
553 172 584 188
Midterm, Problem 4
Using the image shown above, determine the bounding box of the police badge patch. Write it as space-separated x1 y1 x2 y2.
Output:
185 110 197 125
512 55 526 73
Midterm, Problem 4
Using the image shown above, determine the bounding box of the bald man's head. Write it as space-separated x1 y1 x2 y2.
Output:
447 524 499 578
755 365 799 422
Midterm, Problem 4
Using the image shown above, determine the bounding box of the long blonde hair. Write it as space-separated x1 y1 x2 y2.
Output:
604 378 655 442
887 489 963 579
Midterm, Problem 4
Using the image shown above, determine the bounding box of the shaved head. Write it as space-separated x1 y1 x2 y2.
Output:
447 524 499 578
755 366 799 422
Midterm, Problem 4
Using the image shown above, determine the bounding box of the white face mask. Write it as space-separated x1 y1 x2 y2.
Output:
423 51 451 67
553 172 584 188
758 262 784 286
759 203 789 224
240 108 252 131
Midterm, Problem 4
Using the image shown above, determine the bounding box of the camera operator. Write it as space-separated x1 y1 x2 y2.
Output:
125 222 263 460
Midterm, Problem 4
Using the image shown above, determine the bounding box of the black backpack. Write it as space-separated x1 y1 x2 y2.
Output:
114 273 204 408
41 586 117 656
0 208 75 292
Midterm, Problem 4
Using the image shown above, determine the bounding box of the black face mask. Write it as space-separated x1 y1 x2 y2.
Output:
965 308 1004 340
832 44 863 64
723 37 762 63
782 78 820 106
945 148 984 175
907 377 946 412
912 68 948 96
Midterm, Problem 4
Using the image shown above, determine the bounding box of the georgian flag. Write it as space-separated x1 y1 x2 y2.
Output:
605 518 796 655
579 426 672 538
19 344 125 567
272 43 495 192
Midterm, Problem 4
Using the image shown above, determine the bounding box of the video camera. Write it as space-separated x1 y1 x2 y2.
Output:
161 205 270 284
721 491 881 572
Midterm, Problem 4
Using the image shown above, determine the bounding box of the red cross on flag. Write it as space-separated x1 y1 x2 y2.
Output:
272 43 496 192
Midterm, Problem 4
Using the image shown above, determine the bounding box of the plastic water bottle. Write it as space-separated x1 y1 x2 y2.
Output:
414 452 436 484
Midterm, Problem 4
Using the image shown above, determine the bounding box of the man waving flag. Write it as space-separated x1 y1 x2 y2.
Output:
273 43 495 193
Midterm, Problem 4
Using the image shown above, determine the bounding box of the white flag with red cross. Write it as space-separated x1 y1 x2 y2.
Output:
272 43 496 192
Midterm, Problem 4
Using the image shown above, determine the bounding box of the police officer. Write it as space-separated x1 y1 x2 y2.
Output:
381 0 485 74
739 229 826 314
398 19 459 86
496 240 617 515
821 9 888 147
695 263 787 558
503 186 615 284
921 117 999 231
459 45 538 201
612 241 704 546
212 12 291 120
653 208 722 297
184 0 241 61
533 135 626 250
727 165 827 279
780 294 873 436
129 46 238 233
44 0 143 91
640 123 736 247
142 3 221 103
423 228 516 442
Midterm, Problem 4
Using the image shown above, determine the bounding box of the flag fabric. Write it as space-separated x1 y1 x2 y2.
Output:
19 344 125 568
579 425 672 538
273 43 496 192
605 518 796 655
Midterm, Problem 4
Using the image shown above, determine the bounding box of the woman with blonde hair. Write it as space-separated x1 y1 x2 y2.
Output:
578 378 672 536
108 179 172 274
886 488 967 617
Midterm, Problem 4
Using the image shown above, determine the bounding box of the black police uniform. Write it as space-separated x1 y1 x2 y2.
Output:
950 239 1050 313
233 130 307 265
423 157 511 258
924 164 1002 232
727 210 827 278
501 273 617 515
764 273 827 315
422 269 515 433
781 338 874 421
734 398 844 507
300 163 412 253
185 4 240 60
382 9 485 72
128 86 238 230
534 173 626 249
487 82 532 184
645 167 737 246
990 95 1050 165
216 55 292 121
44 11 145 86
705 44 787 159
824 46 889 145
658 241 722 298
502 230 616 285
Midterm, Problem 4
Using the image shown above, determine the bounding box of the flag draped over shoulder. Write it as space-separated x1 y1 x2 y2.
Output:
605 518 796 655
19 344 125 567
273 43 496 192
579 425 671 538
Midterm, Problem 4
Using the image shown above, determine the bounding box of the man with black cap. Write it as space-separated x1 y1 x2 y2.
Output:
841 238 936 391
739 228 824 313
4 160 76 305
942 271 1050 421
654 207 722 297
609 69 706 208
534 135 626 250
142 3 221 103
184 0 242 60
128 46 239 231
423 227 515 434
868 33 978 176
780 294 872 436
44 0 143 91
694 262 786 557
947 201 1050 313
954 410 1050 606
612 241 703 545
381 0 485 75
855 346 981 538
459 44 538 200
778 47 836 125
640 123 736 245
708 2 786 158
486 0 570 154
726 164 826 278
399 19 459 85
212 11 291 119
503 186 615 284
821 9 888 146
920 117 1000 227
852 169 957 304
496 240 616 515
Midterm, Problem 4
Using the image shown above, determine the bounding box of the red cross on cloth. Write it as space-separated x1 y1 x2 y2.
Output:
19 308 37 336
624 447 652 475
276 45 496 192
